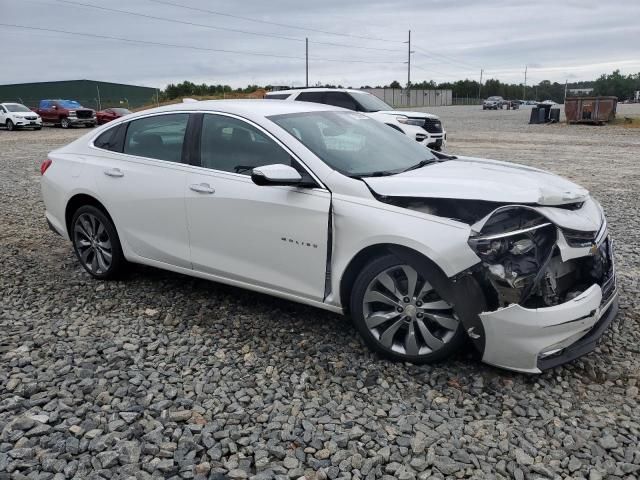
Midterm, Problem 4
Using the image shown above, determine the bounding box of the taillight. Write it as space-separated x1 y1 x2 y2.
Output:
40 159 52 175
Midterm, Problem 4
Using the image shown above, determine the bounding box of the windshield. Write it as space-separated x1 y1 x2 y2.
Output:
5 103 31 112
269 111 437 177
351 92 393 112
487 96 502 101
57 100 83 109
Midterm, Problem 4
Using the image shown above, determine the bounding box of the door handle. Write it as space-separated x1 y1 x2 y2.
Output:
103 168 124 178
189 183 215 194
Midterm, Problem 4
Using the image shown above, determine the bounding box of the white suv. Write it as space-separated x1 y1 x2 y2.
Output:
265 88 446 150
0 102 42 131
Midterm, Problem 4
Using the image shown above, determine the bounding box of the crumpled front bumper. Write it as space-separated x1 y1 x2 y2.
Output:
479 283 618 373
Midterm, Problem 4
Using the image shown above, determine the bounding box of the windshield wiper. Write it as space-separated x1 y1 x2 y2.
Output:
401 158 436 173
349 170 397 179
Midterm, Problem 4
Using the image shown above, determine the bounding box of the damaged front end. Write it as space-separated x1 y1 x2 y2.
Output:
466 206 618 373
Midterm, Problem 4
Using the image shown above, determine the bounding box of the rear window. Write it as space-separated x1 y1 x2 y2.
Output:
94 124 124 152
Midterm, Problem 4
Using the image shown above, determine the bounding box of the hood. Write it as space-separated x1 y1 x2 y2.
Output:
363 156 589 206
11 112 38 118
375 110 439 120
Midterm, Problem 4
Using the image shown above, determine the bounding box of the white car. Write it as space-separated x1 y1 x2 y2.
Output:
40 100 617 373
0 102 42 130
265 88 446 150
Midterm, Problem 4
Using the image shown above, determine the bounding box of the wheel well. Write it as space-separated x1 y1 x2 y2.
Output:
339 244 447 314
64 194 112 236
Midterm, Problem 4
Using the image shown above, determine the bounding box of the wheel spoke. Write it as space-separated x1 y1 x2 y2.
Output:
74 222 91 241
415 318 444 350
401 265 418 298
379 318 405 348
364 290 400 308
95 249 109 272
80 217 93 238
420 300 451 310
96 221 105 239
80 246 93 264
376 272 402 300
424 312 458 331
365 311 401 329
404 323 419 356
90 252 98 272
416 280 433 300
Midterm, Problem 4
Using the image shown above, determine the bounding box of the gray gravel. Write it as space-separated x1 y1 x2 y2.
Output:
1 107 639 480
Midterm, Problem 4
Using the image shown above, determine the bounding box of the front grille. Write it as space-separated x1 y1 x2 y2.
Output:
422 118 443 134
76 109 93 119
25 116 37 120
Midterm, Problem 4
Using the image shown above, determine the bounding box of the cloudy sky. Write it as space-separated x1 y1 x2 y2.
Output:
1 0 639 89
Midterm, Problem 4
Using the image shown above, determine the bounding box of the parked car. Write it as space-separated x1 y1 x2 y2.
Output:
265 88 446 151
40 100 617 373
482 96 505 110
96 107 132 125
0 102 42 130
541 100 557 105
36 99 97 128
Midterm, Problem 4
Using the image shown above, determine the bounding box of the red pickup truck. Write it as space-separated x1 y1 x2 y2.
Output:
36 99 97 128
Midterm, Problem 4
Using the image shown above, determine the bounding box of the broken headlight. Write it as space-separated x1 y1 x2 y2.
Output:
468 212 557 306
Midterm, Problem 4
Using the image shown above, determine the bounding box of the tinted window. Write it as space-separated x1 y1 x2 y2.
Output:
124 113 189 162
266 94 291 100
0 106 6 113
94 125 123 152
324 92 357 110
296 92 324 103
40 101 51 108
200 114 292 175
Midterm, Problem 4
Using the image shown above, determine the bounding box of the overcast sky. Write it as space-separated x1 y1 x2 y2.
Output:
1 0 639 89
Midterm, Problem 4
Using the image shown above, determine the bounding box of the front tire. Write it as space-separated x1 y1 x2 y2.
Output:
6 120 14 131
349 254 466 364
60 118 70 129
71 205 125 280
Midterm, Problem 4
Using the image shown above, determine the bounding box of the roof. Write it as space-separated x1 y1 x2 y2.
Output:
126 99 344 119
265 87 366 95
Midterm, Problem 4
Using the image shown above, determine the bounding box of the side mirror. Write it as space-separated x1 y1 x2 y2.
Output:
251 164 302 186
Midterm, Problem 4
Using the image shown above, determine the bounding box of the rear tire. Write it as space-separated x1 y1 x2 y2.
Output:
349 254 466 364
6 120 14 131
71 205 126 280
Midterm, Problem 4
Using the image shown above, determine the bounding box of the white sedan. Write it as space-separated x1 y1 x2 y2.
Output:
40 100 618 373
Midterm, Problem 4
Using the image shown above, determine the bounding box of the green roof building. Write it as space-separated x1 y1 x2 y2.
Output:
0 79 158 110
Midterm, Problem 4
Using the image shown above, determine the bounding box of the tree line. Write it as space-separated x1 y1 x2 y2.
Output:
161 70 640 104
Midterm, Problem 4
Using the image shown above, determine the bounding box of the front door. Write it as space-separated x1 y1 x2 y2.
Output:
185 113 331 301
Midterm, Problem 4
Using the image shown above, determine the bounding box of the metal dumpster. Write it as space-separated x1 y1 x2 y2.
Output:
565 96 617 124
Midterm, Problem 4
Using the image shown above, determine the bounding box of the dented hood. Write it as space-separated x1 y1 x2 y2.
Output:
363 156 589 206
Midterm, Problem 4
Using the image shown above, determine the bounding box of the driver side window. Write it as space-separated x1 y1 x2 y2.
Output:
199 114 292 175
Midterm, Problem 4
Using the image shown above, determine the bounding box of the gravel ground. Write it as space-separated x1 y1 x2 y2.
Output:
1 106 639 480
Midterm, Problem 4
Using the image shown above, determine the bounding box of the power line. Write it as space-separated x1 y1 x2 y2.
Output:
144 0 404 43
0 23 405 64
413 48 481 71
48 0 404 54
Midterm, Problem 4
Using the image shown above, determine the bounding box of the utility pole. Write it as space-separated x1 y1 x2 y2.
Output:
404 30 414 106
305 37 309 87
564 79 568 104
478 68 483 102
96 85 101 110
523 65 527 100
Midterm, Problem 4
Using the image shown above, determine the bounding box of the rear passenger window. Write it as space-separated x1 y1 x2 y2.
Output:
123 114 189 162
324 92 357 110
200 114 291 174
296 92 324 103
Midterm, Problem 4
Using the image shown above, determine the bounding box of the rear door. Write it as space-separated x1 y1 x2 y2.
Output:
89 113 193 268
184 112 331 301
